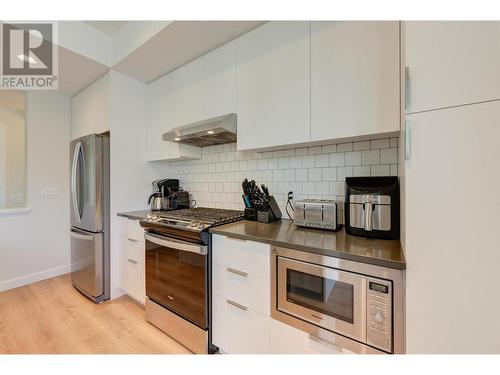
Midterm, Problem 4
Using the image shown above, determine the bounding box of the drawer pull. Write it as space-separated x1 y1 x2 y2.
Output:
127 238 138 243
226 267 248 277
127 258 138 264
226 299 248 311
308 334 343 352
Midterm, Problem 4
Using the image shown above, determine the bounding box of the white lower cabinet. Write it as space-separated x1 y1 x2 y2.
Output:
118 217 146 304
212 234 271 353
119 255 145 304
212 294 270 354
270 319 354 354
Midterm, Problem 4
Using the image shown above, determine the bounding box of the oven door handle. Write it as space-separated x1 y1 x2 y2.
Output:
144 232 208 255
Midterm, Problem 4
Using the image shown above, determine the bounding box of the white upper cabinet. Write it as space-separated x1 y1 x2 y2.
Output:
146 69 201 161
311 21 400 142
236 21 311 151
178 41 237 125
405 21 500 113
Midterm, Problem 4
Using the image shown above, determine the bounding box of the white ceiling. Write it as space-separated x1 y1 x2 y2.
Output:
57 46 109 96
112 21 266 83
84 21 127 36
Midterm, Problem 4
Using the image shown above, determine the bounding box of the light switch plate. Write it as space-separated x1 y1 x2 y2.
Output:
41 187 60 199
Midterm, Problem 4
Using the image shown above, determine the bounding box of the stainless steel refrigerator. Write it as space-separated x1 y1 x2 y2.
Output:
70 133 110 303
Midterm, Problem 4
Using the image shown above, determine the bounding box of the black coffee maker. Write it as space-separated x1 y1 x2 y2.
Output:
149 179 190 211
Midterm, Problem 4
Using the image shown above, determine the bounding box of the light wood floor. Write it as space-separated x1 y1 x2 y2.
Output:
0 274 191 354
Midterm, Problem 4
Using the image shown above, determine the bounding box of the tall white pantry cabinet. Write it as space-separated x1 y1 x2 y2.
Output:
403 21 500 353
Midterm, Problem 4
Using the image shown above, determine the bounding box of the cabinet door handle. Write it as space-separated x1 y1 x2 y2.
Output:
127 238 138 243
308 334 344 352
404 66 410 111
405 120 412 160
226 267 248 277
127 258 138 264
226 299 248 311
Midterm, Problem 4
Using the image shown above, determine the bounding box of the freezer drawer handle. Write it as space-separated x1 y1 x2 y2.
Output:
144 232 207 255
70 229 94 241
226 267 248 277
227 299 248 311
127 258 138 264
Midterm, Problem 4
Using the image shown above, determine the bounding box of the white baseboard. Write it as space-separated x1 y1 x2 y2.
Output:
0 264 72 292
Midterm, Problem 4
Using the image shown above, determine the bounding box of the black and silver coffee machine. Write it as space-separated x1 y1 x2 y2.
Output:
148 179 190 211
345 176 399 240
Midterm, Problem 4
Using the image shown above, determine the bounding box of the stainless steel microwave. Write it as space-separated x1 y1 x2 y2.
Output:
271 247 405 354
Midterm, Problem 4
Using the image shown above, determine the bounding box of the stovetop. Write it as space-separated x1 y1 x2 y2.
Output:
143 207 244 233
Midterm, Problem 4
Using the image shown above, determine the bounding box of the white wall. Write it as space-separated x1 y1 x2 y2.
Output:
0 91 71 291
71 74 111 139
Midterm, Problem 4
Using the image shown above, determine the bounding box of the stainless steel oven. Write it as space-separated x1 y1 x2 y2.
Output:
272 246 405 354
144 232 209 353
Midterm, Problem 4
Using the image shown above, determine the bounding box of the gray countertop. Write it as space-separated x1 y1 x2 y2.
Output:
117 210 405 270
117 210 154 220
210 219 405 270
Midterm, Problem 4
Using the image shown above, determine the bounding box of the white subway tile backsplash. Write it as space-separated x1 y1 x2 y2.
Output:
337 142 353 152
302 155 315 168
380 148 398 164
345 151 362 166
262 170 273 181
390 164 398 176
322 167 336 181
371 164 390 176
371 139 390 149
267 158 278 170
353 141 371 151
308 146 322 155
316 182 330 195
361 149 380 165
295 148 308 156
283 169 296 181
353 165 371 177
302 181 315 194
330 153 345 167
337 166 354 181
296 168 308 181
315 154 330 167
322 144 336 153
308 168 322 181
273 169 284 181
289 156 302 169
164 137 398 215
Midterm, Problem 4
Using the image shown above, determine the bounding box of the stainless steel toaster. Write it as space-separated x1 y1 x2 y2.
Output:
293 199 340 231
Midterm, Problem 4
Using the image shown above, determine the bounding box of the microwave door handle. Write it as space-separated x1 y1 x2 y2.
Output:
71 142 82 224
364 201 373 231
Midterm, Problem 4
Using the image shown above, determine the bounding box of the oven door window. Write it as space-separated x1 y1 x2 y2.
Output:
145 236 207 329
286 268 354 324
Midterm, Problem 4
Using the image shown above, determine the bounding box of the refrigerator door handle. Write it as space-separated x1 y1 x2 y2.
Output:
71 141 82 224
70 228 94 241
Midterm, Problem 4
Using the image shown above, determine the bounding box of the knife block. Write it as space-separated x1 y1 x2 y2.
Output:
257 196 282 223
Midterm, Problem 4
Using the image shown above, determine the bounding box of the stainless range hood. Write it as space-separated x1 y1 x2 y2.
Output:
162 113 236 147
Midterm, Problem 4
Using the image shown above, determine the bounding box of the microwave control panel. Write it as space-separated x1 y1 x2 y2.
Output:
366 278 392 352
